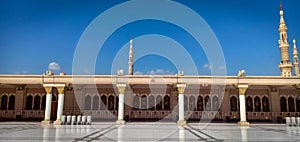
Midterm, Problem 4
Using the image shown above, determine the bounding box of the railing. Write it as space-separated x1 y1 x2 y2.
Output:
128 110 173 120
1 110 299 122
0 110 16 119
80 110 118 120
0 110 45 120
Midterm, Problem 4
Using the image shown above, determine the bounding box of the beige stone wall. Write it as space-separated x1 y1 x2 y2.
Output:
0 84 299 122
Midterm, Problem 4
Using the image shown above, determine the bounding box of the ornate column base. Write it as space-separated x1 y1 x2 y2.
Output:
53 119 62 125
177 120 186 126
41 120 52 125
116 120 125 125
237 121 250 126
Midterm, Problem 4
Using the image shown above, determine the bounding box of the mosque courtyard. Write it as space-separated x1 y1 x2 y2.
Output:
0 122 299 141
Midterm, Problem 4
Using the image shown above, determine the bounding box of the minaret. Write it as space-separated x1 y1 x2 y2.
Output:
128 38 134 75
278 3 293 77
293 38 299 76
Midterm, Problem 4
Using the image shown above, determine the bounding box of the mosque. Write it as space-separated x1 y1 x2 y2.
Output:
0 3 299 126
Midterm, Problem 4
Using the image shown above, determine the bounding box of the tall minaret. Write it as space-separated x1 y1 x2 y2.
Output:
128 38 134 75
278 3 293 77
293 38 299 76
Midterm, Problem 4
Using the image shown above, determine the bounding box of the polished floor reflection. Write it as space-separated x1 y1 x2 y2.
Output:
0 122 299 141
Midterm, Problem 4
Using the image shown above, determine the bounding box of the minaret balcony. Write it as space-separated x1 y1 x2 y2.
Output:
278 62 293 68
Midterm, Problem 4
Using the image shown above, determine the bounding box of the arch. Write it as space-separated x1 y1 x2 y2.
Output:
133 95 140 110
205 96 211 111
280 97 287 112
100 95 107 110
1 95 8 110
212 96 219 111
115 96 119 110
164 95 170 110
84 95 91 110
108 95 114 110
184 95 188 111
297 97 300 112
156 95 162 110
26 95 33 110
33 95 40 110
262 96 269 112
197 96 203 111
92 95 99 110
189 96 195 111
230 96 237 111
8 95 15 110
52 95 57 101
41 95 46 110
246 96 253 112
148 95 155 110
254 96 261 112
141 95 147 110
288 97 295 112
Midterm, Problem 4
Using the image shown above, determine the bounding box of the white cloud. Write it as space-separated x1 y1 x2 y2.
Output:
15 71 28 74
134 71 144 75
48 62 60 71
146 69 174 75
218 66 226 70
203 64 211 70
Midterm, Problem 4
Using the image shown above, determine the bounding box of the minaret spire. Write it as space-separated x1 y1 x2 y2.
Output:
278 2 293 77
293 38 299 76
128 37 134 75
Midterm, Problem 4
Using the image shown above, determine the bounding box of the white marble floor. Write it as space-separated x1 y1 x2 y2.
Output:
0 122 299 141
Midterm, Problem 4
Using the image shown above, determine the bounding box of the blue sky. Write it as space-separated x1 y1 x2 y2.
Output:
1 0 300 76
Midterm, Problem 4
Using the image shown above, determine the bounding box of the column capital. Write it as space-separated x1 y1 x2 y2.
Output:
57 87 65 94
116 84 126 94
238 84 248 95
44 86 52 94
177 83 186 94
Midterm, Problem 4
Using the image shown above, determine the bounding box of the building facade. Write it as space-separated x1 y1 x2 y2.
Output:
0 4 299 125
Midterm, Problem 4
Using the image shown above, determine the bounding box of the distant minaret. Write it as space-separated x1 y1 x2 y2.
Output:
293 38 299 76
128 38 134 75
278 3 293 77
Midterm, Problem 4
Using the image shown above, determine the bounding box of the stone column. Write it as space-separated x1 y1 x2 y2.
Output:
54 87 65 125
237 84 250 126
116 84 126 125
177 83 187 126
42 86 52 124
